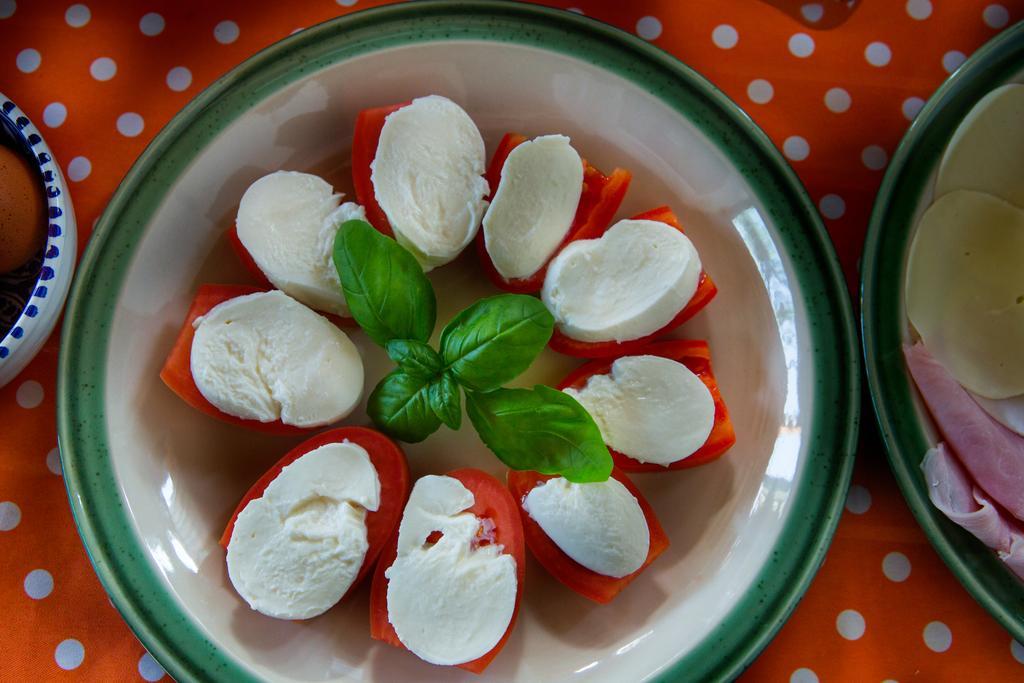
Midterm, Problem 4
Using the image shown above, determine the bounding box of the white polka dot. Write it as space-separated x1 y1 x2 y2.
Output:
924 621 952 652
943 50 966 73
1011 639 1024 664
846 484 871 513
747 79 774 104
790 668 819 683
16 48 40 73
788 33 815 58
139 12 164 36
567 7 584 14
0 501 21 531
906 0 932 20
824 87 851 113
214 20 239 44
883 551 911 581
819 194 846 220
24 569 53 599
862 145 889 170
46 446 62 475
0 0 14 20
138 652 166 681
902 96 925 120
90 57 116 81
783 136 810 161
166 66 192 92
67 156 91 182
984 4 1010 28
801 4 824 22
65 4 90 27
865 41 892 67
42 102 67 128
117 112 144 138
636 16 662 41
336 0 358 5
836 609 866 640
16 380 44 408
712 24 738 49
55 639 84 670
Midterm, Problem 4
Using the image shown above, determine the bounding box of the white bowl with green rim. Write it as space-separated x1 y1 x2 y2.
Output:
57 3 858 681
862 22 1024 641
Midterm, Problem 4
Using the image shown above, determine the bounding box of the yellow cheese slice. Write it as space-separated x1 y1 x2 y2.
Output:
936 83 1024 209
905 190 1024 399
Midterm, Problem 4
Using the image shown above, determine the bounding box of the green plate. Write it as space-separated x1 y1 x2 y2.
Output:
862 21 1024 641
58 2 859 681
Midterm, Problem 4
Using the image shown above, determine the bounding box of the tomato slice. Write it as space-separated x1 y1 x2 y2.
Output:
475 132 632 294
159 284 311 435
548 206 718 358
219 427 410 594
351 101 411 236
558 339 736 471
369 468 525 674
506 468 668 604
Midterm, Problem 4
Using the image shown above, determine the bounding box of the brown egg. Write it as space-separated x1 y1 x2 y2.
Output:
0 145 46 274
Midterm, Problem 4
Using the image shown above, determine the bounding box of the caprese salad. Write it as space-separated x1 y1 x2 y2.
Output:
160 92 737 673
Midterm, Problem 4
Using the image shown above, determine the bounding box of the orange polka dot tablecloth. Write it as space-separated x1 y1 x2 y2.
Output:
0 0 1022 680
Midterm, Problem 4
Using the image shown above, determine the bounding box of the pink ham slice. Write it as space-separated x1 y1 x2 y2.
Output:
905 342 1024 521
922 444 1024 579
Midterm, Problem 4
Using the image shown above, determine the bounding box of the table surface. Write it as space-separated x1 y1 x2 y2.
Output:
1 0 1022 681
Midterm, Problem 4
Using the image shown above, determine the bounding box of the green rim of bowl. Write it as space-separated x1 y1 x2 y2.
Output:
57 2 859 681
861 22 1024 641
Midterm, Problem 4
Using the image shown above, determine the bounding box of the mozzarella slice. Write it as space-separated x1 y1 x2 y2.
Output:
905 190 1024 399
542 219 702 342
190 291 363 426
236 171 364 316
564 355 715 465
371 95 488 269
936 84 1024 209
385 475 517 666
482 135 584 280
226 441 380 619
971 391 1024 438
522 476 649 578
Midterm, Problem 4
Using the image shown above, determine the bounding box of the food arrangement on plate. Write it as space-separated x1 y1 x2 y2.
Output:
159 94 736 672
900 83 1024 579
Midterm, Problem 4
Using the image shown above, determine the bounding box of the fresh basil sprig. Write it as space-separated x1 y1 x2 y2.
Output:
334 219 610 481
466 386 613 483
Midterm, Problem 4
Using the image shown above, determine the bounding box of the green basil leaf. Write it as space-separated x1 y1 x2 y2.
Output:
386 339 442 379
367 370 441 443
333 219 436 347
465 385 612 482
428 371 462 431
440 294 554 392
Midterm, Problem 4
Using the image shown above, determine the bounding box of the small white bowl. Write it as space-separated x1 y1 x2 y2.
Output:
0 93 77 388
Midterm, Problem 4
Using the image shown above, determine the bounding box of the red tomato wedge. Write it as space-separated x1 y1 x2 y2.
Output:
159 284 310 435
506 468 668 604
548 206 718 358
225 225 357 327
558 339 736 471
351 101 411 236
219 427 410 593
475 132 632 294
369 468 525 674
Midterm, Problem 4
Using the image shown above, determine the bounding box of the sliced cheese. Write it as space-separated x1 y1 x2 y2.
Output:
522 476 649 578
936 84 1024 209
371 95 488 269
482 134 583 280
564 355 715 465
226 441 381 619
236 171 364 316
542 219 702 343
385 475 517 666
905 190 1024 399
971 391 1024 438
190 290 364 426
